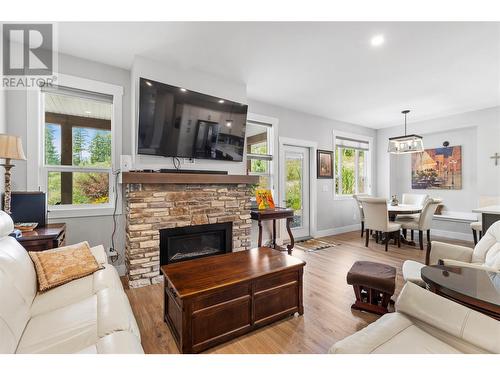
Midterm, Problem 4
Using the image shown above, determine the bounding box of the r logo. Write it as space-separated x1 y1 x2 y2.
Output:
3 24 53 76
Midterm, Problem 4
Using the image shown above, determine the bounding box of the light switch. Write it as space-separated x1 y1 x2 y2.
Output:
322 183 329 192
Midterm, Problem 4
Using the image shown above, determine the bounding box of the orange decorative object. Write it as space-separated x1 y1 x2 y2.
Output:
255 189 275 209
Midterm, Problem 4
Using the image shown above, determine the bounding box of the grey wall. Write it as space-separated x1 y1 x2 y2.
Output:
248 99 377 234
0 87 6 190
376 106 500 237
5 53 130 272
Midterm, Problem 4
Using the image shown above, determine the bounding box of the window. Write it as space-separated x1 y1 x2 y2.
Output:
334 134 371 197
42 87 113 207
246 120 273 192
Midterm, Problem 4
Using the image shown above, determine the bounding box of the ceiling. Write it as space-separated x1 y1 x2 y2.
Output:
56 22 500 128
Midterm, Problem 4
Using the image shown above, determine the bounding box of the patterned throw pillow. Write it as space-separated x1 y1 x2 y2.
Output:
29 241 102 292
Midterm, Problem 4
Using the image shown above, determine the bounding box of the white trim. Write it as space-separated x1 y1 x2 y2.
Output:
314 224 361 238
332 130 374 200
26 73 123 219
278 137 318 239
246 113 279 194
433 212 477 223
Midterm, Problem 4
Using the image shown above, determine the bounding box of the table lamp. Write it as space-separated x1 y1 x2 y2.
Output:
0 134 26 214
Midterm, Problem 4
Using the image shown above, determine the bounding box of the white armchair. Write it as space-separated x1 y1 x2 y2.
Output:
403 220 500 286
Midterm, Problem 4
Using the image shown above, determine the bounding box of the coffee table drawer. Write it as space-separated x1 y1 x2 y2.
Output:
254 282 299 324
255 270 298 292
192 295 251 351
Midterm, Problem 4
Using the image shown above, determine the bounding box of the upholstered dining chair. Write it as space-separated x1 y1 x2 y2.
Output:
359 197 401 251
395 198 441 250
401 193 429 207
353 194 370 237
397 193 430 239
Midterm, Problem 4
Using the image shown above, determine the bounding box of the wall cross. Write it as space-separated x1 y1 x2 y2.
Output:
491 152 500 166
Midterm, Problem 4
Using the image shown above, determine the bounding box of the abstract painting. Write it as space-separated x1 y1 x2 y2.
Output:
411 146 462 190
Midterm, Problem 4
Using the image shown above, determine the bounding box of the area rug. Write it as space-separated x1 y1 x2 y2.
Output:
293 238 341 252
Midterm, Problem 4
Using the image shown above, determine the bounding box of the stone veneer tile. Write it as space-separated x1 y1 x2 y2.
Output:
125 183 253 288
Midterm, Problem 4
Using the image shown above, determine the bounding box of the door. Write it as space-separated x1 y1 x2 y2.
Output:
280 144 310 239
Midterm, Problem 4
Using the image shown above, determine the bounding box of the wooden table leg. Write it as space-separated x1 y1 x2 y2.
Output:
272 219 277 249
258 219 263 247
286 217 294 255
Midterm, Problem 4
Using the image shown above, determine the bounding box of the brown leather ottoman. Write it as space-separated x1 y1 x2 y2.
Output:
347 261 396 315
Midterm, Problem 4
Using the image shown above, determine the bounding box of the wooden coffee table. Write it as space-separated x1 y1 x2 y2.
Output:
421 265 500 320
161 247 305 353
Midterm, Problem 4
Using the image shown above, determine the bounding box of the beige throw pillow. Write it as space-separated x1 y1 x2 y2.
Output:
29 241 102 292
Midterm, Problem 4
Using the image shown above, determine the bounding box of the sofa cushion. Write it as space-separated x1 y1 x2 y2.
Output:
0 236 37 306
0 268 32 353
17 294 99 354
472 220 500 267
17 289 140 354
371 324 461 354
30 264 124 316
77 331 144 354
397 282 499 353
29 241 102 292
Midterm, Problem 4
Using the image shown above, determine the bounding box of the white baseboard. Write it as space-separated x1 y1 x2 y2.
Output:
430 229 473 242
313 224 361 238
312 225 473 243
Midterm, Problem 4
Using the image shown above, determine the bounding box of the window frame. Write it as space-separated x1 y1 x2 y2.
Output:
333 131 373 200
27 74 123 218
245 116 276 195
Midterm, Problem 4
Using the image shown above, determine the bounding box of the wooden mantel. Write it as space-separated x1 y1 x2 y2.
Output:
122 172 259 185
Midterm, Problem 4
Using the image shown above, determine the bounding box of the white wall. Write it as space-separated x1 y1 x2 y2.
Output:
377 106 500 237
248 99 377 236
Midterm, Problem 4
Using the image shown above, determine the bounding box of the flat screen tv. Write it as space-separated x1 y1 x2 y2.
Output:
138 78 248 162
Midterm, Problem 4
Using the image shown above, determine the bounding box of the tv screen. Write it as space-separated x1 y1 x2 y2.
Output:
138 78 248 162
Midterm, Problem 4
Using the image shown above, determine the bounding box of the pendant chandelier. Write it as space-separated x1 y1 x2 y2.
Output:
387 110 424 154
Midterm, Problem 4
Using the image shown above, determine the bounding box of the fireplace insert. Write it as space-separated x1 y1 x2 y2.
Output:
160 222 233 265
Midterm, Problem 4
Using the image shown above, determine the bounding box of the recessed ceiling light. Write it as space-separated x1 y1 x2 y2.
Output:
218 99 225 104
180 88 187 92
85 110 92 114
145 81 153 87
370 34 385 47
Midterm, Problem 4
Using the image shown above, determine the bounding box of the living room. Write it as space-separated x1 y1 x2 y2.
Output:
1 2 499 373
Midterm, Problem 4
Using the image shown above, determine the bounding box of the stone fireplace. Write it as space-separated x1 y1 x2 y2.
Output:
124 176 255 288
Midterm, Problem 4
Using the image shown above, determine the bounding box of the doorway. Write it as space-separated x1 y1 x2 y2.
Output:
279 143 311 239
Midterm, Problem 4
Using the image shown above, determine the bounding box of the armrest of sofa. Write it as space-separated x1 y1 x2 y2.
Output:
440 259 497 272
428 241 473 265
396 282 500 353
90 244 108 265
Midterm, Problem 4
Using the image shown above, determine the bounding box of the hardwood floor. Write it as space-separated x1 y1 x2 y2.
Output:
124 231 473 354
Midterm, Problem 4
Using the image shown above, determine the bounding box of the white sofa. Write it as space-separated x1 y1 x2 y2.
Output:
403 220 500 286
330 282 500 354
0 211 143 354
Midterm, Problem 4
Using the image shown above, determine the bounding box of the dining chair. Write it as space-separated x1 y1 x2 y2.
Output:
353 194 370 237
401 193 429 207
359 197 401 251
395 198 441 250
398 193 430 239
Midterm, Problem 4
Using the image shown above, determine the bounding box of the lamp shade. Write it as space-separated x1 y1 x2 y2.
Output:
0 134 26 160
